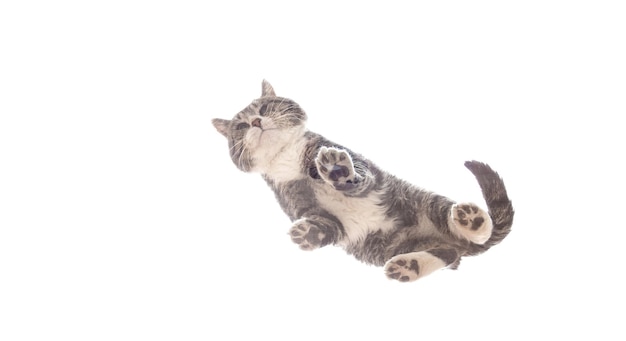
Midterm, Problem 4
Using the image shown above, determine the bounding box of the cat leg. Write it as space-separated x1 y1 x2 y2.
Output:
449 203 493 244
288 215 343 251
384 248 459 282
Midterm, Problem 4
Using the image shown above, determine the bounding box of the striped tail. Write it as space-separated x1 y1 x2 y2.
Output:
463 160 514 256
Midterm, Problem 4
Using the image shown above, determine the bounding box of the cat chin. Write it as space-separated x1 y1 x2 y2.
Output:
244 128 263 148
261 126 305 147
245 130 278 152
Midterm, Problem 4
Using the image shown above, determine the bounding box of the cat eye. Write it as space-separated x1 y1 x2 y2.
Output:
235 122 249 130
259 104 268 116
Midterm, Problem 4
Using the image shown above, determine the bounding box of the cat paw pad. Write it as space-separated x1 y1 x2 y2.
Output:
384 252 448 282
289 219 325 251
315 147 358 190
384 256 421 282
451 203 493 244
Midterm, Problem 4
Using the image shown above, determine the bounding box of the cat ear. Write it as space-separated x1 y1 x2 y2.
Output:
261 79 276 97
212 118 230 137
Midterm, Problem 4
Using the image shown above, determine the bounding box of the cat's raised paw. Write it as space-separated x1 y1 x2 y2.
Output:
451 203 493 244
289 218 326 251
315 147 359 190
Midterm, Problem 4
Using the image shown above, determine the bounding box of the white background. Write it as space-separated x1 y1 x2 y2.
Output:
1 1 625 340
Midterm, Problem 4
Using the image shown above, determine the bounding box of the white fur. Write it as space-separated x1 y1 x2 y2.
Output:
251 125 307 183
412 252 447 278
314 184 395 247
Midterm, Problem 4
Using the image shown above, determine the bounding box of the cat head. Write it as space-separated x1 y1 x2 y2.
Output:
212 80 308 173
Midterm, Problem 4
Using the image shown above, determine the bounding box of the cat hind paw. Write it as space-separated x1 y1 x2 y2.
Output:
384 252 447 283
385 257 420 282
450 203 493 244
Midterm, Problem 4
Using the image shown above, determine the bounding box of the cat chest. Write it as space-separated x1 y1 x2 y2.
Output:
260 139 307 183
313 185 395 246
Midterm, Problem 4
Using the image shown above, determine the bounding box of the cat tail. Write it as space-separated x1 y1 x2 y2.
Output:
464 160 514 255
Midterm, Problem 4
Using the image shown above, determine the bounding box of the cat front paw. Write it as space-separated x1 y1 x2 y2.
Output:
315 147 359 190
289 218 326 251
450 203 493 244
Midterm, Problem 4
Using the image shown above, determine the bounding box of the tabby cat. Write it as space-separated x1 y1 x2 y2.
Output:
212 80 514 282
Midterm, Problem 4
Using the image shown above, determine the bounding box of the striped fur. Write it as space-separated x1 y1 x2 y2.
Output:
212 80 514 282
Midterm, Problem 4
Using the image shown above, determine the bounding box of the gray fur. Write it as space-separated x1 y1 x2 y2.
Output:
212 80 514 282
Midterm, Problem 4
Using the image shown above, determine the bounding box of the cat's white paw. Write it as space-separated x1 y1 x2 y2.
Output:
289 218 326 251
450 203 493 244
384 252 447 282
315 147 358 190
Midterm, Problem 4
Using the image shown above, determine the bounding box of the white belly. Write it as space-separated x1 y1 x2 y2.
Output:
314 184 395 246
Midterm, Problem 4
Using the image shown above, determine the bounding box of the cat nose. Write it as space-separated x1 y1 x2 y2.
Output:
251 118 262 128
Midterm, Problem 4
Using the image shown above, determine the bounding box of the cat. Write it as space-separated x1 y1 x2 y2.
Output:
212 80 514 282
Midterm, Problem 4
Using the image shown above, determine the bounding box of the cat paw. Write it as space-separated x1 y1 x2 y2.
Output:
450 203 493 244
384 252 447 283
385 256 421 282
315 147 358 190
289 218 325 251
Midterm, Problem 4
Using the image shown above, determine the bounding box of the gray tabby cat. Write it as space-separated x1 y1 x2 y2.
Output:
212 80 514 282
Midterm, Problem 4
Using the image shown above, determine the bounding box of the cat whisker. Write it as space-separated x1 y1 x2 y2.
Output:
227 137 248 170
238 144 248 169
229 139 244 154
271 113 300 127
